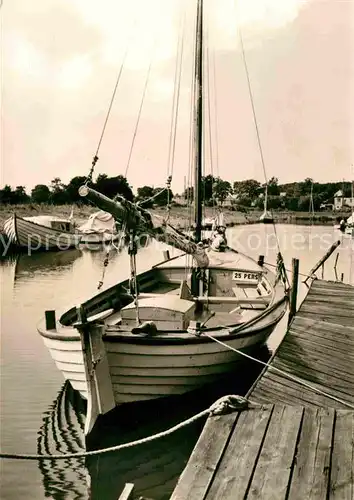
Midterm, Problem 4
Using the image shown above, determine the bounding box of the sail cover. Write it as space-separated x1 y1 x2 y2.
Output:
78 186 209 267
77 211 116 234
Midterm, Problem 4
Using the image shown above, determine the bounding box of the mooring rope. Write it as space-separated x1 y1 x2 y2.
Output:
202 333 354 409
0 395 252 461
264 261 321 281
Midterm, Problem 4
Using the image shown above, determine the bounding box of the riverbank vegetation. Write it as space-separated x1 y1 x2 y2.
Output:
1 174 352 210
0 203 347 233
1 174 352 230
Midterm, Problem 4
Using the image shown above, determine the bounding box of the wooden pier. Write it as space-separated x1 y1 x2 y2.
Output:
170 279 354 499
249 279 354 408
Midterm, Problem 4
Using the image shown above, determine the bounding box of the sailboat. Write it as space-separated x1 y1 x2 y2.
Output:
38 0 288 439
344 180 354 236
259 183 273 223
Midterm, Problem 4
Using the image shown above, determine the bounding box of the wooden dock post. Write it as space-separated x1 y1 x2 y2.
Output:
304 240 340 283
288 258 299 325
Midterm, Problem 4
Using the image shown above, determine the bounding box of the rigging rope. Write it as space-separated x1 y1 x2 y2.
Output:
85 19 136 185
124 40 156 178
238 28 288 287
167 8 186 182
212 34 219 180
0 395 251 460
165 7 186 222
205 15 216 213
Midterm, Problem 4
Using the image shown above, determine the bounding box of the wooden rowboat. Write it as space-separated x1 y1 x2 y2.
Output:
38 247 287 436
3 214 79 251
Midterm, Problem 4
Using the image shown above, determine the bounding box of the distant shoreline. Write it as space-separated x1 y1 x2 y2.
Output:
0 203 350 256
0 203 349 232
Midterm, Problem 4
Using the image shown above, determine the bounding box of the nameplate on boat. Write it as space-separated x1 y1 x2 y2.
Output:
232 271 261 283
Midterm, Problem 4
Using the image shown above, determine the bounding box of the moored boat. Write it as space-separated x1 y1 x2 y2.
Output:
259 210 274 224
77 210 119 244
3 214 80 251
38 0 289 440
38 186 288 437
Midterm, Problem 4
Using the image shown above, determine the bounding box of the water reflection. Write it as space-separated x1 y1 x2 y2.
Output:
14 249 83 279
1 224 353 499
37 347 269 500
37 383 89 499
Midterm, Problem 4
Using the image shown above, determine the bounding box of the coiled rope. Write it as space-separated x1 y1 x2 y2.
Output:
0 395 251 461
202 332 354 409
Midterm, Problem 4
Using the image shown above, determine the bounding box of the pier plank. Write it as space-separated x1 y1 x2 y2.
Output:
298 312 354 327
272 358 354 398
170 412 237 500
205 405 273 499
169 405 354 500
329 410 354 500
254 370 354 408
246 405 303 499
276 350 354 385
287 407 335 500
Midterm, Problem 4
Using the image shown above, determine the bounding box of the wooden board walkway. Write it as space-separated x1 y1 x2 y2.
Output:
249 279 354 408
170 404 354 500
170 279 354 499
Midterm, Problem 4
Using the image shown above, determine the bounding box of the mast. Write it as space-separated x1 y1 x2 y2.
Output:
309 180 314 216
193 0 203 243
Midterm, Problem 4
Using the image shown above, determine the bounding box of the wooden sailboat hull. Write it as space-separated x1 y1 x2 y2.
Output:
38 299 285 405
3 215 80 251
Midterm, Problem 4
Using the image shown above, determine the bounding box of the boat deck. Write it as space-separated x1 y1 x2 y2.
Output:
170 403 354 500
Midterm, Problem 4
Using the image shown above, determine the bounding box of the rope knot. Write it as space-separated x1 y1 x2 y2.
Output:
209 395 249 416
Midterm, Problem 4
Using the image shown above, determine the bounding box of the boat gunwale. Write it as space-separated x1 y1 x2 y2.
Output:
37 295 287 343
58 248 278 325
13 213 76 236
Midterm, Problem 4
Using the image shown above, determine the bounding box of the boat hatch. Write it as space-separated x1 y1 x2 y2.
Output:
121 296 195 330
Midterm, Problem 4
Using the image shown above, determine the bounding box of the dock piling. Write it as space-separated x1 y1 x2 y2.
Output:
304 240 340 283
288 258 299 325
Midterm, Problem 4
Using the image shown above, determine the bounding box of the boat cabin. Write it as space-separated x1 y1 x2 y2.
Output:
24 215 74 233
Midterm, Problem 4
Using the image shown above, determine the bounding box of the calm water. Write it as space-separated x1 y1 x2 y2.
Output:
1 224 353 499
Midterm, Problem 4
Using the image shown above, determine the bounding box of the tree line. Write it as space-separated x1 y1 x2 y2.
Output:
0 174 352 212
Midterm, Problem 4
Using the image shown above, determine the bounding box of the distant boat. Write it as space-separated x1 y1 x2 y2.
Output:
3 214 79 251
334 219 346 232
345 213 353 236
77 210 119 244
345 178 354 236
259 210 273 224
4 210 120 251
259 184 273 224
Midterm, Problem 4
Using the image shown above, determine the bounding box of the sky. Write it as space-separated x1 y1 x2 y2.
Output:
1 0 353 194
